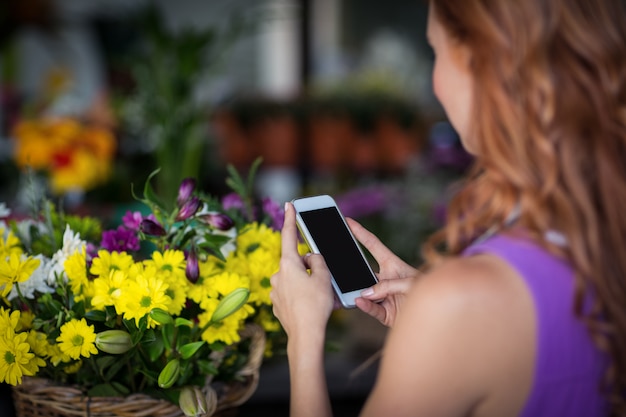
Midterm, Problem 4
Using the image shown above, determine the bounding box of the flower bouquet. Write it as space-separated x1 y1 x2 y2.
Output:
0 159 285 416
12 117 117 196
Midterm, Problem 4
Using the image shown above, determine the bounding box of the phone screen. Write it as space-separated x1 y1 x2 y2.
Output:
299 207 376 293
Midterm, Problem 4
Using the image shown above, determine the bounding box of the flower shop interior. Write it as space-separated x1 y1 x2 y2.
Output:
0 1 472 416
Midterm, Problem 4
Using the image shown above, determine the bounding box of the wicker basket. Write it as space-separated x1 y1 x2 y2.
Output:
12 324 266 417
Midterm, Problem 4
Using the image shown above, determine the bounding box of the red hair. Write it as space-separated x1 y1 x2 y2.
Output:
424 0 626 414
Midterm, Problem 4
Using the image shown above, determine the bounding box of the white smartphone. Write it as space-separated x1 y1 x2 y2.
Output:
291 194 378 308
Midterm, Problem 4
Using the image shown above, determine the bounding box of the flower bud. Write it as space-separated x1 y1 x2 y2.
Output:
179 386 207 417
95 330 133 354
185 249 199 283
140 219 166 236
197 213 234 231
211 288 250 323
150 308 173 325
158 358 181 389
176 197 201 221
177 178 196 207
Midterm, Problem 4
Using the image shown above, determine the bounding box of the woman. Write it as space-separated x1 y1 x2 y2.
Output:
270 0 626 416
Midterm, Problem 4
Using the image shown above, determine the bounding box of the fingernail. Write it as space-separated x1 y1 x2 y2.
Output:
361 288 374 297
284 202 289 212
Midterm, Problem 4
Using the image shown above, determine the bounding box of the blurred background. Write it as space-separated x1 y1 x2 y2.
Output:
0 0 472 415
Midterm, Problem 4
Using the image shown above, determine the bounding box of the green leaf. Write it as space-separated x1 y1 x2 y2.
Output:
179 341 205 360
104 356 128 381
144 337 165 363
88 382 130 397
197 359 219 376
84 310 107 322
162 323 175 350
142 329 157 344
133 168 169 215
95 356 116 377
174 318 194 328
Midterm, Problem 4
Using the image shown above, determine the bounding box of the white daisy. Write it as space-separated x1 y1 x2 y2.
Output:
47 225 86 285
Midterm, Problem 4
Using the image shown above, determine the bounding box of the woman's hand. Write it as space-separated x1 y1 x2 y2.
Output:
270 202 335 417
270 203 335 341
348 218 418 327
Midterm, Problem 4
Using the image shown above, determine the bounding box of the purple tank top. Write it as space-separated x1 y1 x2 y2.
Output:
463 233 608 417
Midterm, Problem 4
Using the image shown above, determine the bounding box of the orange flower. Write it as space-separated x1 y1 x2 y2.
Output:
12 117 117 194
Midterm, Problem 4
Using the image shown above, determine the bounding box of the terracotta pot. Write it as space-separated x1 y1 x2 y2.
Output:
376 116 421 174
308 115 354 173
211 110 256 169
252 115 300 167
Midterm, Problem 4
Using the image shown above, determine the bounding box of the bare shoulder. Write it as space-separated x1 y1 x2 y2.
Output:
362 254 536 417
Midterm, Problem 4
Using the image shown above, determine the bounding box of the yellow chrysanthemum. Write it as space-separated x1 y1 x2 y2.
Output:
26 330 49 357
91 269 129 312
236 223 281 257
0 331 39 386
0 254 41 297
48 343 72 367
64 360 82 374
297 241 310 256
197 299 252 345
254 308 281 333
64 250 89 296
162 275 188 316
56 318 98 360
17 311 35 332
235 249 277 306
90 250 134 277
0 307 19 338
143 249 186 281
208 271 250 299
187 258 223 303
117 272 171 328
0 228 23 259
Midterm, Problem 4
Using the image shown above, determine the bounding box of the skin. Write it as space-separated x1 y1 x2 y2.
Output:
270 6 537 417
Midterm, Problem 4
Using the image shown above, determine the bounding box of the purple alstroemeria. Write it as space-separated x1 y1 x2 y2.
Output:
176 196 201 221
221 193 244 211
185 248 200 284
140 219 167 236
121 211 144 231
101 226 141 252
262 197 284 230
335 186 388 219
197 212 235 231
177 178 196 207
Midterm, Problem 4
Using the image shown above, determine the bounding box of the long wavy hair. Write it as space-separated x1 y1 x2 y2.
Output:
422 0 626 414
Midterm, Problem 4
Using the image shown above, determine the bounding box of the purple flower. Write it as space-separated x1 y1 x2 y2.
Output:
197 212 235 230
140 219 166 236
177 178 196 207
335 186 388 219
185 249 200 283
122 211 144 231
221 193 244 210
262 197 284 230
176 197 201 221
101 226 141 252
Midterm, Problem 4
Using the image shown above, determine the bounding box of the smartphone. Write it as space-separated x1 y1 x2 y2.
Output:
291 194 378 308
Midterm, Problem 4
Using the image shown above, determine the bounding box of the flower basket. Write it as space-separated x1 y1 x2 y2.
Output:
11 324 265 417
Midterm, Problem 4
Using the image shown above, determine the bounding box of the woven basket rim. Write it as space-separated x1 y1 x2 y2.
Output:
12 323 266 417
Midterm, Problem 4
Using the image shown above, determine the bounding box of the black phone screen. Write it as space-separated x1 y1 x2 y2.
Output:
299 207 376 293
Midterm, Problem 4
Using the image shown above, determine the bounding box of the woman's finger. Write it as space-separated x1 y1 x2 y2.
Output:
281 202 302 261
347 217 398 265
361 277 414 300
355 297 388 324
